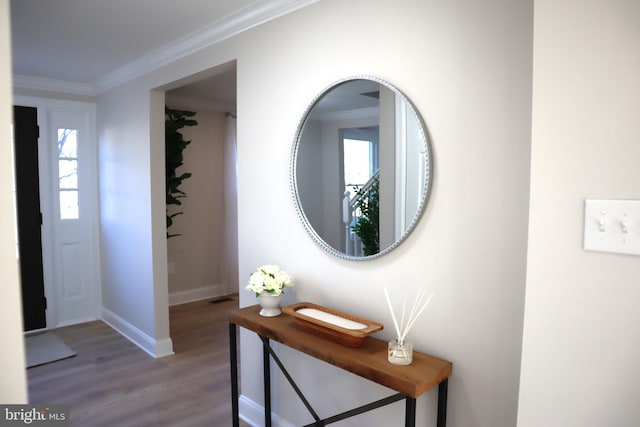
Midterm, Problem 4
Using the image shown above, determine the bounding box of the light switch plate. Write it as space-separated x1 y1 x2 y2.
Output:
584 199 640 256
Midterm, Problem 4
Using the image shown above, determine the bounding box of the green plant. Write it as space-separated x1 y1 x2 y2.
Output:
351 178 379 255
165 106 197 238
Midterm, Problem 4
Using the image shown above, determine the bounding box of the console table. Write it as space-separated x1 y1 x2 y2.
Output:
229 305 452 427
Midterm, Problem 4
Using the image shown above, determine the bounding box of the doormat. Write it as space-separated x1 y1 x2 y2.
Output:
25 332 76 368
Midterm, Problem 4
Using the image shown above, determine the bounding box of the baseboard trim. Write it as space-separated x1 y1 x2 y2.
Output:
101 307 174 358
239 394 295 427
168 285 226 306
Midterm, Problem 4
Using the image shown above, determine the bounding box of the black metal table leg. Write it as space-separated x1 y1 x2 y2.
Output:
263 337 272 427
437 379 449 427
229 323 239 427
405 397 416 427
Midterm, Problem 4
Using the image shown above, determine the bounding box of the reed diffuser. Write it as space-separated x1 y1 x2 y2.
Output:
383 287 434 365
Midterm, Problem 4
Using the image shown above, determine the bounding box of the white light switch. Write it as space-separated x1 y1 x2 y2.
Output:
584 199 640 256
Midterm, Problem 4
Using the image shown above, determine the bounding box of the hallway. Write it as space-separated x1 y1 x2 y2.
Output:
27 296 250 426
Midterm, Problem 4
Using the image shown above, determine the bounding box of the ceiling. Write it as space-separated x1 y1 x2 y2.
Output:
10 0 318 106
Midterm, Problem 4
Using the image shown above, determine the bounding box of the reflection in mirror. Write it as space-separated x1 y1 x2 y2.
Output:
291 77 432 260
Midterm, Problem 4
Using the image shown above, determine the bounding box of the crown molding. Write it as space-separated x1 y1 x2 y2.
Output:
93 0 320 94
12 74 95 97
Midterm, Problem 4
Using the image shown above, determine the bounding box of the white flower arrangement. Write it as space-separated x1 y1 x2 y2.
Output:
246 265 293 297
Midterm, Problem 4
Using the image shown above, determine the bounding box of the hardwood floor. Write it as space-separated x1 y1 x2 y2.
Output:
27 296 251 427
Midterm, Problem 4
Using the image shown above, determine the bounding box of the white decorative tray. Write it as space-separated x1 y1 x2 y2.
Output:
283 302 383 347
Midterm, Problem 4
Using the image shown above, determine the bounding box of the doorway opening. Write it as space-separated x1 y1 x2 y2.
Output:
162 63 239 314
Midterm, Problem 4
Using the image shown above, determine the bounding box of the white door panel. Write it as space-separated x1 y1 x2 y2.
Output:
49 107 100 327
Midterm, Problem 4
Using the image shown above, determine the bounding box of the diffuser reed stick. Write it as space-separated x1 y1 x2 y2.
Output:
383 287 433 345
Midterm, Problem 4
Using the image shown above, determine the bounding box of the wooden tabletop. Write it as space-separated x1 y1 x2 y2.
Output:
229 305 452 398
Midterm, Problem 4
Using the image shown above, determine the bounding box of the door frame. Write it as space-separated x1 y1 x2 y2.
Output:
14 95 101 330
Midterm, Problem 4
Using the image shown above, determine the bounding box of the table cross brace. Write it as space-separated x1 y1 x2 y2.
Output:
260 336 415 426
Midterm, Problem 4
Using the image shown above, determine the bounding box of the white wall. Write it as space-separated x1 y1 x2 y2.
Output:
96 0 532 425
0 0 28 403
518 1 640 426
166 108 228 303
97 83 172 357
232 1 532 425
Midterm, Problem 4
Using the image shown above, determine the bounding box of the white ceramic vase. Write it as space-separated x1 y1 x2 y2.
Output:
257 293 283 317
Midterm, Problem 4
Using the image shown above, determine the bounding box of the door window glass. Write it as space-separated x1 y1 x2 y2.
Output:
57 129 79 219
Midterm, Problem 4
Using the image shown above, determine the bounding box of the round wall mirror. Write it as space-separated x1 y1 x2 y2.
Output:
291 76 433 260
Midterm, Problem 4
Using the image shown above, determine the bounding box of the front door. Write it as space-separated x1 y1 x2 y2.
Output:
13 105 47 331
